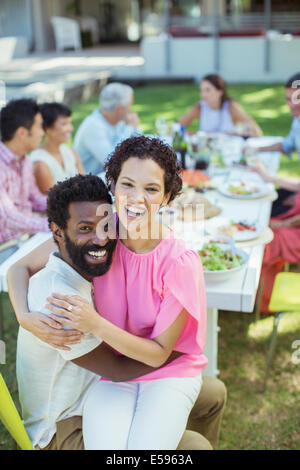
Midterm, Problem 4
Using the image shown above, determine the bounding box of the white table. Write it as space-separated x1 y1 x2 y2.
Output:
185 136 282 376
0 233 52 292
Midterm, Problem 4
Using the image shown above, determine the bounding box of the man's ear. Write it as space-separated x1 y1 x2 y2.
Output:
50 222 65 245
15 126 27 140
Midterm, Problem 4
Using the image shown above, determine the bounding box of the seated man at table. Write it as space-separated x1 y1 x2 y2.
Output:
74 82 140 175
8 174 226 451
247 72 300 216
0 99 50 258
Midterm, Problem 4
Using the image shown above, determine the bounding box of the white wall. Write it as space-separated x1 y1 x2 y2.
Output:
0 0 33 47
141 35 300 83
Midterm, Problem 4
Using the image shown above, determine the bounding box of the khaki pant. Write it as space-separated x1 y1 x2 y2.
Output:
43 376 226 451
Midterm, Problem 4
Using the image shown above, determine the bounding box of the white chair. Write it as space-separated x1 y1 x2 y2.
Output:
51 16 82 52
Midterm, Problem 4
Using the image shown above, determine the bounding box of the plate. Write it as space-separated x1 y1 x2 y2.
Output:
218 180 270 199
205 216 264 242
194 241 249 282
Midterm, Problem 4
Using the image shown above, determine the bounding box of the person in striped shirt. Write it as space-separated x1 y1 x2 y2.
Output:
0 99 50 249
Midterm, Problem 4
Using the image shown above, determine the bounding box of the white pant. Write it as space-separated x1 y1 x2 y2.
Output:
82 375 202 450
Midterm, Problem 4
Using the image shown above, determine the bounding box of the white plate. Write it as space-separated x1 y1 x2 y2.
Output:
205 216 263 242
218 180 270 199
191 240 249 282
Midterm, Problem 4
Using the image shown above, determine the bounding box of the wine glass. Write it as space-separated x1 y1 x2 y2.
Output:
155 117 168 137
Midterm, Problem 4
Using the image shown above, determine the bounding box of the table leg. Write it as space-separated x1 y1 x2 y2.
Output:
203 308 220 378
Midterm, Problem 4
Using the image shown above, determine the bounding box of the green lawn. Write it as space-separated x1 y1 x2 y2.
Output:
1 82 300 450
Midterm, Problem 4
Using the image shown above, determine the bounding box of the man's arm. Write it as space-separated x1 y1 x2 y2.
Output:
257 142 284 153
72 342 182 382
0 187 49 234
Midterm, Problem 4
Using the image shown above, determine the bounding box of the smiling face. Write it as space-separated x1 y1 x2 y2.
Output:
45 115 73 144
52 200 116 279
114 157 169 238
200 80 223 109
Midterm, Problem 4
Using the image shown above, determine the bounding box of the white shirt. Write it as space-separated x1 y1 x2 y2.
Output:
16 252 102 449
73 109 138 174
30 144 79 183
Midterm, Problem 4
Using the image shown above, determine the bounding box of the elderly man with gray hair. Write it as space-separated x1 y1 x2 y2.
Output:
74 82 140 174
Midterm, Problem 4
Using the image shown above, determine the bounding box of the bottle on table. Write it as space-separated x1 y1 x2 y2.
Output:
172 123 187 169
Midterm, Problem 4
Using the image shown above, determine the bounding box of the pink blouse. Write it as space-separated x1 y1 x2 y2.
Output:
93 233 208 380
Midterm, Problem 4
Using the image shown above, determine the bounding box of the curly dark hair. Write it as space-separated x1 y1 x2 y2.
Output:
47 174 112 230
104 135 182 203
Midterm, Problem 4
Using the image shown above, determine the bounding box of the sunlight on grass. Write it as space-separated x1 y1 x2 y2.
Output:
278 104 290 114
247 312 300 341
242 88 277 104
255 109 282 119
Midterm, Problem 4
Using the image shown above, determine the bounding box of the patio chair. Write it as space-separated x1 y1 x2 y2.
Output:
0 373 33 450
51 16 82 52
264 272 300 390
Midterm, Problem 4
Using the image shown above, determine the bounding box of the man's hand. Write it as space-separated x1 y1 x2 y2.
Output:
124 112 140 128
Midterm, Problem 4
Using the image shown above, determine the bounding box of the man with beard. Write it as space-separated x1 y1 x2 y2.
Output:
14 174 226 451
16 174 168 450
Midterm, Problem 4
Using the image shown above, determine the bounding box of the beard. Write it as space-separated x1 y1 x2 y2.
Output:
64 232 117 278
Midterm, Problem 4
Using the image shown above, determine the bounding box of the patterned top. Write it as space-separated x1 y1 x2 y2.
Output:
0 142 49 244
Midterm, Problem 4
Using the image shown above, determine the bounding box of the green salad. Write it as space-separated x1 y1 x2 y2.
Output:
198 242 243 271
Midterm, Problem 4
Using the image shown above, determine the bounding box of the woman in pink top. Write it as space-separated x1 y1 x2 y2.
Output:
45 136 207 449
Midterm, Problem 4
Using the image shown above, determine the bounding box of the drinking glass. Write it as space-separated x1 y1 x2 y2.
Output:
155 117 168 137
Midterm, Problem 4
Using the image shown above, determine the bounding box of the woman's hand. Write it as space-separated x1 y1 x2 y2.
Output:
45 293 101 335
270 219 291 230
249 160 272 182
20 311 83 350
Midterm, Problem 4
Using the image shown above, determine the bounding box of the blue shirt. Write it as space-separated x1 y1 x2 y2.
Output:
74 109 138 174
282 117 300 161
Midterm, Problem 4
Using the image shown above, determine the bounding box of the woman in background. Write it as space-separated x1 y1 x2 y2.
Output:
31 102 85 193
252 161 300 313
179 74 262 137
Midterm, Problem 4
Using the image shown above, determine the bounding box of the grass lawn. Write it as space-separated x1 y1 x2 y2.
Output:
1 82 300 450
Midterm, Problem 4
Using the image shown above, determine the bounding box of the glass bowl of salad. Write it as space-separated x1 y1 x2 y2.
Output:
197 241 249 282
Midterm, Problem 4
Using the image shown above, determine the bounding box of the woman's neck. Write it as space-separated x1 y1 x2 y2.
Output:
42 138 62 157
208 100 222 110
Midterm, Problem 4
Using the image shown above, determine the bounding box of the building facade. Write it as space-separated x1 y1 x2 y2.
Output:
1 0 300 54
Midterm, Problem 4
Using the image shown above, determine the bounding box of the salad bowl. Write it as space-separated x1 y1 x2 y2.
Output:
196 240 249 282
